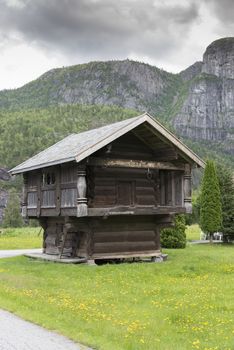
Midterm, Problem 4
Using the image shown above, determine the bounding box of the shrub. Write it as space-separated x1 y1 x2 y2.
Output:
161 215 186 248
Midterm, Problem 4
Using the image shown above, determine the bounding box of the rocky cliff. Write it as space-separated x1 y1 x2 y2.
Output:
202 38 234 79
173 38 234 155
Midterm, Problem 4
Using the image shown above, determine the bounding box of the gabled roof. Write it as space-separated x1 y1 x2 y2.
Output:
10 112 205 174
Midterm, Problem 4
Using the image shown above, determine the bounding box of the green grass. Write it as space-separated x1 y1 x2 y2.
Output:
186 224 201 241
0 244 233 350
0 227 42 249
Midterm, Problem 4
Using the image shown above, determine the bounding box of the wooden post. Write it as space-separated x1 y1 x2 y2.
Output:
22 174 28 218
184 164 192 213
154 169 160 206
60 217 72 258
56 166 61 215
37 172 41 218
171 171 175 206
77 166 88 217
39 218 47 253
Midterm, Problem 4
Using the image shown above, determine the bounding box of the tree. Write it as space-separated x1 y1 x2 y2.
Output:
200 160 222 240
3 189 24 228
216 164 234 242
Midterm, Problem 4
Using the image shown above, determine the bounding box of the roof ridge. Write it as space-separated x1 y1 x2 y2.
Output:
73 113 146 137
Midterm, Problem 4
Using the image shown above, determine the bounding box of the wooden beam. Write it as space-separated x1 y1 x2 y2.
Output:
88 157 185 171
92 251 161 259
88 206 186 217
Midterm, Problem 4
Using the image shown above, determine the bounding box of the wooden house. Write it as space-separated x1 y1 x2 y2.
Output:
10 113 205 261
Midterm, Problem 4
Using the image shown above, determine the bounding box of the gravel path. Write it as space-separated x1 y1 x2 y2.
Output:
0 249 42 259
0 309 90 350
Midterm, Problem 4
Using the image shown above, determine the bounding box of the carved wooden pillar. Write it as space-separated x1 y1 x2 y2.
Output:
184 164 192 213
22 173 28 218
77 166 88 217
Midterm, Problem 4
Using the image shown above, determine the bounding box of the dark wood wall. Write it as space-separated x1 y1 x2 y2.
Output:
24 128 192 259
27 164 78 217
88 131 184 208
88 167 184 208
89 167 159 207
26 130 187 217
90 216 161 258
60 164 77 208
94 132 156 160
160 170 183 207
26 165 184 215
42 215 164 259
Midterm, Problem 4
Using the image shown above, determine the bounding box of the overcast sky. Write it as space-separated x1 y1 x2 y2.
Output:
0 0 233 90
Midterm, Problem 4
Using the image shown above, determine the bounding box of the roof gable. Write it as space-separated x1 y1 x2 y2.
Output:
10 113 205 174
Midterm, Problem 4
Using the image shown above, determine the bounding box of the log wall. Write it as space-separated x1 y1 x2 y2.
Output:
159 170 183 206
25 131 188 217
90 216 161 258
90 167 159 207
41 215 170 259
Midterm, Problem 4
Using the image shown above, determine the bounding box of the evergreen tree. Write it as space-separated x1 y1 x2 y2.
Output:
216 164 234 241
3 189 24 228
200 160 222 240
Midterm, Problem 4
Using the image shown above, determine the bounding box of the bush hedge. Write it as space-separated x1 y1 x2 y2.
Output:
161 215 186 248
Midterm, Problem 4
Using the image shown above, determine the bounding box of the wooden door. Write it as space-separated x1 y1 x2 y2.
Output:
117 181 134 205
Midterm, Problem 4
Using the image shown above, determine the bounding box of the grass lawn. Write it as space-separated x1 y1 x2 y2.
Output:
0 227 42 249
186 224 201 241
0 244 233 350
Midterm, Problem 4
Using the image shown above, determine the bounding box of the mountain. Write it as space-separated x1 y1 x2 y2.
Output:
0 60 180 121
173 38 234 156
0 37 233 172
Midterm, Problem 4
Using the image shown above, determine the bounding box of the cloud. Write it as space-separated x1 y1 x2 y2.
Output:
0 0 233 90
204 0 234 26
0 0 200 61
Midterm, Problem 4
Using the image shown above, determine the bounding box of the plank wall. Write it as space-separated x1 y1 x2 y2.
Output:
89 167 159 207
